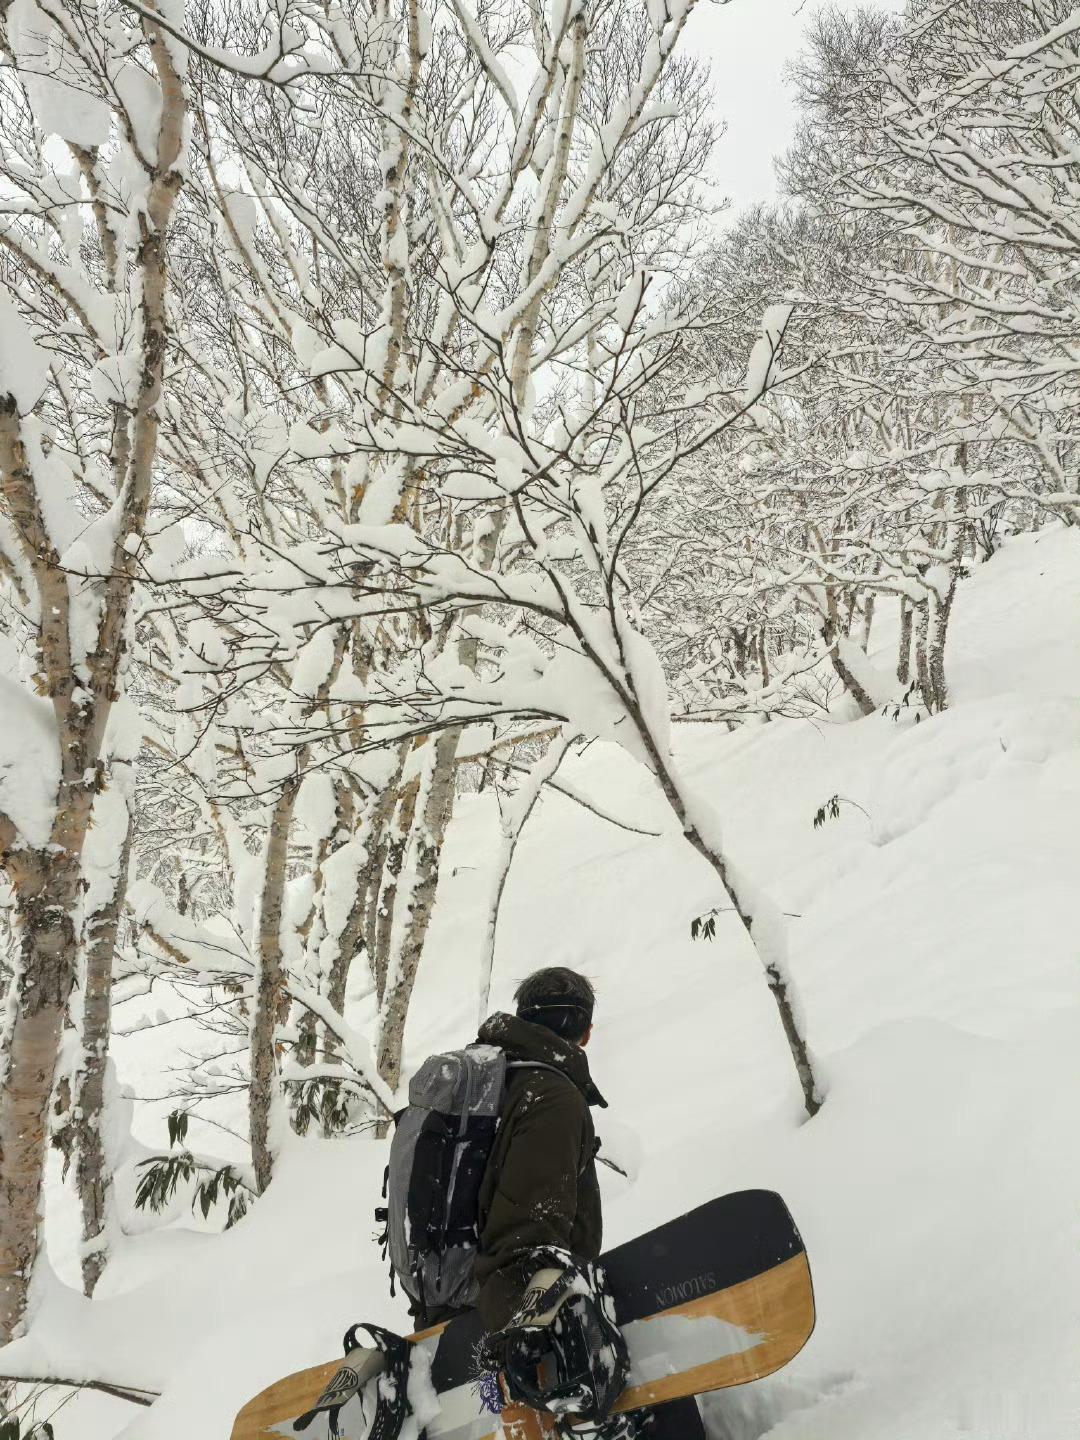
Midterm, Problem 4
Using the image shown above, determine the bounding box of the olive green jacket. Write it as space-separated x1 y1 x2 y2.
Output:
473 1012 606 1330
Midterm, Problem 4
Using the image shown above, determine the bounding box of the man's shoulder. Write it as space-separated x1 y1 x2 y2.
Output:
505 1060 590 1112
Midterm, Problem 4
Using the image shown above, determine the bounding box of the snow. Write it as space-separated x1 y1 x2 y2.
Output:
0 293 50 415
111 57 164 165
0 650 61 849
741 305 792 408
624 1310 762 1379
89 354 144 411
15 527 1080 1439
81 785 132 916
7 0 111 148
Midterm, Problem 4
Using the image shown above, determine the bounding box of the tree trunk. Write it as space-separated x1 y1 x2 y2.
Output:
827 640 877 717
861 590 877 652
0 1 186 1340
927 591 953 713
585 623 822 1119
375 729 460 1100
647 750 820 1119
73 814 132 1297
927 495 966 713
897 597 913 685
823 588 875 717
729 626 748 679
0 851 82 1339
325 751 402 979
295 1011 318 1068
371 776 419 1006
914 600 933 711
322 780 398 1067
756 627 771 712
250 783 299 1194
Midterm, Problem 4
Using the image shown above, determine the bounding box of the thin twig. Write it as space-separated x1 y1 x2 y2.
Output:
502 761 662 837
0 1375 160 1407
596 1153 629 1178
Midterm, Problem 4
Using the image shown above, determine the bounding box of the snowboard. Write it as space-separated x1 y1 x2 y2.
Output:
231 1189 814 1440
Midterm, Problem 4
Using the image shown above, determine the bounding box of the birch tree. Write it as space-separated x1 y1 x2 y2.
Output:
0 0 187 1327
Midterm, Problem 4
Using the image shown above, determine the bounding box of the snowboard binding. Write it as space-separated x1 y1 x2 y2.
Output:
485 1253 630 1429
291 1322 411 1440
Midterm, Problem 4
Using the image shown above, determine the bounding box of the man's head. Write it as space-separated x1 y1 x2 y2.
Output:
514 966 596 1044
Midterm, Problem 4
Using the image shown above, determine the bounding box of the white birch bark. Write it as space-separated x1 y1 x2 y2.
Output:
249 783 299 1194
0 2 186 1337
72 809 132 1296
374 729 461 1097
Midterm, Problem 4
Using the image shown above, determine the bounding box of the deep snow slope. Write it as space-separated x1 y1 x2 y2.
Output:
11 526 1080 1440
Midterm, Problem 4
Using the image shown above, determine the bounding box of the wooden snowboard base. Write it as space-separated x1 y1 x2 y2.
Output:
231 1251 814 1440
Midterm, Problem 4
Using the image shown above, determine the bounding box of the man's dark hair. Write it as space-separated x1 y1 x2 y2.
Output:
514 967 596 1042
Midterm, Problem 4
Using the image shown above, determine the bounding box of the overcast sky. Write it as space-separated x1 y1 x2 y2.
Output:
682 0 902 213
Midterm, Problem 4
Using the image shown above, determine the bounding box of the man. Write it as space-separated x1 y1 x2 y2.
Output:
472 969 705 1440
473 965 605 1333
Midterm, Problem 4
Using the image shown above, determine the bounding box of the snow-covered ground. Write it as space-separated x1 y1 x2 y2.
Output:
10 526 1080 1440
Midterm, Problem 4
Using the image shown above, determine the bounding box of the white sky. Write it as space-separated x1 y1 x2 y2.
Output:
683 0 902 212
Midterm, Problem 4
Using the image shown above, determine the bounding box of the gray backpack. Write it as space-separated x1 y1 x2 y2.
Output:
382 1044 515 1315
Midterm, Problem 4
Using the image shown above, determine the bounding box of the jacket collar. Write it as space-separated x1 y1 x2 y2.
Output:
478 1012 608 1108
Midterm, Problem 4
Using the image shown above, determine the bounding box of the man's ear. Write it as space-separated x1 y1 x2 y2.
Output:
579 1025 593 1048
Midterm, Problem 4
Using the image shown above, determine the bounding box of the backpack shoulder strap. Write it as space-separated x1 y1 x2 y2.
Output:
503 1061 594 1170
505 1059 568 1080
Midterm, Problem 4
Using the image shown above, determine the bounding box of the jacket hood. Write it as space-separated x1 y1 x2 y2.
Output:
478 1012 608 1108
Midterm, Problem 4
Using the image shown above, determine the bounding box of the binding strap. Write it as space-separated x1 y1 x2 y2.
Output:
291 1323 411 1440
